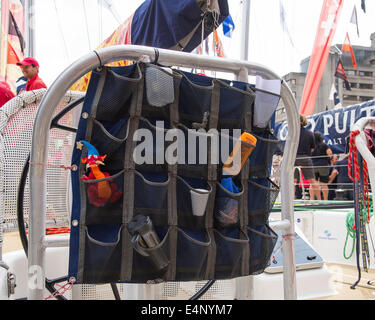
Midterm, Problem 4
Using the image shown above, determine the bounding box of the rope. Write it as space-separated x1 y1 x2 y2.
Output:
348 130 361 182
344 209 373 260
29 161 77 171
44 278 75 300
270 233 297 283
348 130 370 223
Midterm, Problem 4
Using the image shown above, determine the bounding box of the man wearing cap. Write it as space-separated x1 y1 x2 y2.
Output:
16 57 47 91
0 81 15 107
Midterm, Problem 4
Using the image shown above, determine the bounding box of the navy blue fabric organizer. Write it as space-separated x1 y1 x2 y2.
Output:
68 63 279 284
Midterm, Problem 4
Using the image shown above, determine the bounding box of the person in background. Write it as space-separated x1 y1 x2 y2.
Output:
0 81 15 107
311 131 332 200
294 115 319 200
15 76 27 94
328 154 338 200
329 155 353 201
16 57 47 91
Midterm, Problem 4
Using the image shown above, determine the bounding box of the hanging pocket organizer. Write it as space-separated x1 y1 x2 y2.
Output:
68 62 280 284
248 178 280 226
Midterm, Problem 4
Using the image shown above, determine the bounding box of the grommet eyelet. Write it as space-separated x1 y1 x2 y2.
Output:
82 112 89 119
72 220 79 227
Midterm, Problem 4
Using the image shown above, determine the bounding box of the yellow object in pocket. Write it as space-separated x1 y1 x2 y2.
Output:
223 132 257 176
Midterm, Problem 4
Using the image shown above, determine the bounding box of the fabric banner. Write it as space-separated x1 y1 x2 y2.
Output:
299 0 343 116
1 0 25 92
0 0 10 83
350 6 359 37
335 58 351 91
342 32 357 69
275 99 375 154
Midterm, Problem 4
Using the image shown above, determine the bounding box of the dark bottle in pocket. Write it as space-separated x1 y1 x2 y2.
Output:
215 177 241 227
128 215 169 272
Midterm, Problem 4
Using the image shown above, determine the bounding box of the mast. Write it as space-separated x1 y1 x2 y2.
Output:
25 0 35 57
240 0 251 61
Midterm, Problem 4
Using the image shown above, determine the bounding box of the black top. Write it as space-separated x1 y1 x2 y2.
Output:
297 127 315 156
335 159 351 184
312 143 330 166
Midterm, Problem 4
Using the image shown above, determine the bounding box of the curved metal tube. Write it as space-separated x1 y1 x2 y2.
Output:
352 117 375 205
29 45 299 300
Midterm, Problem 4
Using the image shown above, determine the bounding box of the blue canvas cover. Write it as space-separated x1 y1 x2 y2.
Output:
131 0 229 52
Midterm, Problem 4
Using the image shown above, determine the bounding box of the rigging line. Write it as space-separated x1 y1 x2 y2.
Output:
53 0 70 62
82 0 92 51
98 0 103 43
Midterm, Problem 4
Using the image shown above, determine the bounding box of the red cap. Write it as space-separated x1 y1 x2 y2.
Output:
16 57 39 68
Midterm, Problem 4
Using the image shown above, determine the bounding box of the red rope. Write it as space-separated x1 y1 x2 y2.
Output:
348 130 360 182
26 227 70 235
348 130 370 223
29 161 77 171
44 278 75 300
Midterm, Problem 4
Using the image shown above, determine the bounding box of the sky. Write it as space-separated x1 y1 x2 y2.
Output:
32 0 375 86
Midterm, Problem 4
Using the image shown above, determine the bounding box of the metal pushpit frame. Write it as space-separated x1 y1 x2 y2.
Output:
28 45 299 300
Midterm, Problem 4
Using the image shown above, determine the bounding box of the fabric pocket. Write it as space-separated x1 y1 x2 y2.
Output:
176 227 211 281
249 131 278 178
83 224 123 284
214 228 249 279
248 178 279 225
176 176 212 229
133 170 169 226
214 180 244 228
247 225 278 275
82 170 124 225
130 226 171 282
96 65 142 121
90 118 129 169
178 72 213 127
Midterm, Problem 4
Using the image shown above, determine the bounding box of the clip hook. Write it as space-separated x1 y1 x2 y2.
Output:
153 48 160 65
93 50 104 71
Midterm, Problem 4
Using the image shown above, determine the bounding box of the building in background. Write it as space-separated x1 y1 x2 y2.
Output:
276 32 375 122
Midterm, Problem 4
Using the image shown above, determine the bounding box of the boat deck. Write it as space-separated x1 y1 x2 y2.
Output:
3 232 375 300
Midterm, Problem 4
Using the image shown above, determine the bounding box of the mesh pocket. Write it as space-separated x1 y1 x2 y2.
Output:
176 227 211 281
96 65 142 121
90 118 129 170
176 176 212 229
145 65 175 107
214 228 249 279
133 170 169 226
83 224 122 284
248 225 278 275
82 171 124 225
218 81 255 129
131 226 170 282
248 178 279 225
178 73 213 127
214 180 244 228
249 131 278 178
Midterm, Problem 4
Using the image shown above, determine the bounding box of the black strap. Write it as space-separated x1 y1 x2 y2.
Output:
121 62 145 281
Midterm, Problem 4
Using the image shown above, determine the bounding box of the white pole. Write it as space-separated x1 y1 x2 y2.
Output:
25 0 35 57
240 0 251 61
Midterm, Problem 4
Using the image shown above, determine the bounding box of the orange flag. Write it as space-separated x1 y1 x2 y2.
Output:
213 29 225 58
7 41 19 64
342 32 357 69
299 0 343 116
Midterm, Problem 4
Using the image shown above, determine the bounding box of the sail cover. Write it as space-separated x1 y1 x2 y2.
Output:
131 0 229 52
71 0 229 92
